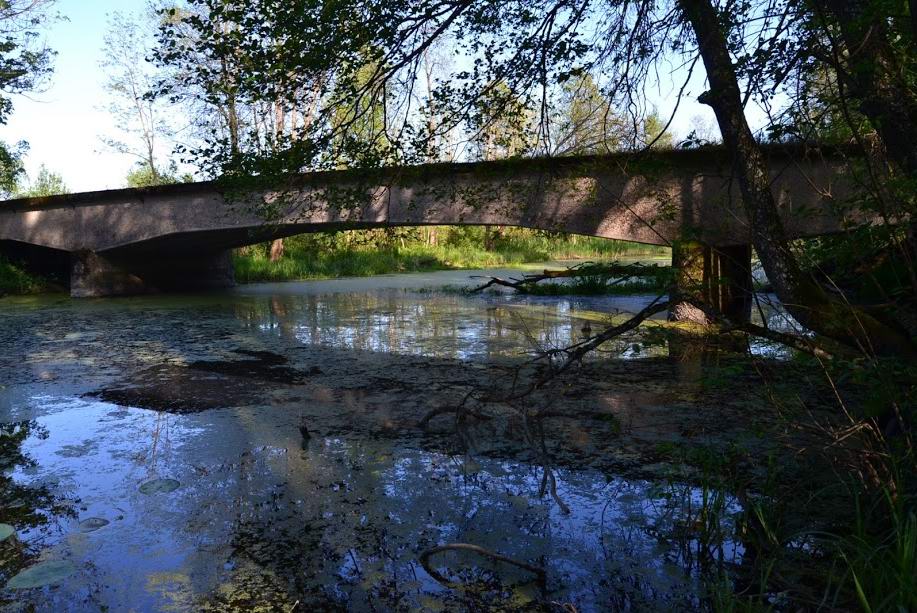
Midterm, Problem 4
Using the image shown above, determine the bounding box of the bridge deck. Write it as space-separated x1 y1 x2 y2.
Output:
0 145 861 256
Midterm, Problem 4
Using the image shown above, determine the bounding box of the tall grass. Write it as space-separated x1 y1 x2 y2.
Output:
234 226 669 283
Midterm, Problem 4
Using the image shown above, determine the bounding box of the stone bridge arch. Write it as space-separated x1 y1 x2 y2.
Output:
0 144 862 303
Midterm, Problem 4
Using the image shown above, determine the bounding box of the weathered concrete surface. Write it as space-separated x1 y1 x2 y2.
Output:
0 145 861 257
0 145 868 297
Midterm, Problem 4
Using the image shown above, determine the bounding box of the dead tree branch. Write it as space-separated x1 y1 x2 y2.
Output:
469 261 669 294
419 543 547 587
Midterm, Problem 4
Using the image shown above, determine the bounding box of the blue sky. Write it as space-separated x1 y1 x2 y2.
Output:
3 0 147 192
3 1 735 194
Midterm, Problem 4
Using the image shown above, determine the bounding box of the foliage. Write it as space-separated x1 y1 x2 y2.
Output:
0 139 26 198
642 109 674 149
0 254 48 294
468 80 535 160
552 73 625 155
125 162 192 187
0 1 57 195
523 267 672 296
330 56 394 166
149 0 674 178
13 164 67 197
99 10 176 183
234 227 665 283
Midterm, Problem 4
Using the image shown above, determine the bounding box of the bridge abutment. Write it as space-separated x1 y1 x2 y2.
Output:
668 241 753 324
70 250 235 298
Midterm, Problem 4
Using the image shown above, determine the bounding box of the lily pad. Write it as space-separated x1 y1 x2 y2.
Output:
78 517 109 533
5 560 77 589
139 478 180 495
0 524 14 542
461 459 481 474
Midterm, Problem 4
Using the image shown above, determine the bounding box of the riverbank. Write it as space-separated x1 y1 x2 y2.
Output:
0 229 670 295
0 255 54 296
233 228 669 284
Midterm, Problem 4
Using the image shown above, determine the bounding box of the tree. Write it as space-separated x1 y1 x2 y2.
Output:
330 57 393 166
125 162 191 187
643 109 674 149
152 2 336 260
152 1 331 178
0 1 57 196
15 164 68 197
99 10 176 186
683 113 719 146
553 72 627 155
469 81 534 161
149 0 916 355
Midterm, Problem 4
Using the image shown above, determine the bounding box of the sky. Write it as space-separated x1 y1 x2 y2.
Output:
3 0 148 192
2 0 738 195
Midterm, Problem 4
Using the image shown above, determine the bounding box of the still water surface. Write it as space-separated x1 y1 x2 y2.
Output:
0 266 773 611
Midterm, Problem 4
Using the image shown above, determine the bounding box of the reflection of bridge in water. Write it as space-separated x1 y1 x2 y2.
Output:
0 145 861 319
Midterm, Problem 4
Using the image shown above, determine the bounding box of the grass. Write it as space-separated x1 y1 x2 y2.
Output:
832 490 917 611
234 243 521 283
523 267 672 296
634 353 917 612
233 227 669 284
0 255 51 296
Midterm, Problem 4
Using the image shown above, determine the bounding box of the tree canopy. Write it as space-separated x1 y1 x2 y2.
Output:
14 163 67 197
0 0 56 196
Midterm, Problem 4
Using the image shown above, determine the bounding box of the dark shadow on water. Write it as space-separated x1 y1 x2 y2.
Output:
87 349 322 414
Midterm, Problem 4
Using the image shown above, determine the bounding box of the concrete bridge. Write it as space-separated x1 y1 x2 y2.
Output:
0 145 861 317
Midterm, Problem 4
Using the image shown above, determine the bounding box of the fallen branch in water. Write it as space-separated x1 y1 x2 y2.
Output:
415 292 835 520
469 261 669 294
532 294 673 379
419 543 547 587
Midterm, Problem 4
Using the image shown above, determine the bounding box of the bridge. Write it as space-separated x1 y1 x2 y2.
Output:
0 145 861 319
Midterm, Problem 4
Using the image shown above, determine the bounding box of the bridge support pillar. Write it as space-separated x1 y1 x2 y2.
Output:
70 250 235 298
668 241 753 324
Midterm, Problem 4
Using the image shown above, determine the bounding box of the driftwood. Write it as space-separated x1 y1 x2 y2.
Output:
469 261 668 294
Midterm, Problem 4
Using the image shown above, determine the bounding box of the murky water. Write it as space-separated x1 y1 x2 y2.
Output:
0 267 790 611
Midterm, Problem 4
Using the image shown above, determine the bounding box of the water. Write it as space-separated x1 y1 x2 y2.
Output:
0 267 780 611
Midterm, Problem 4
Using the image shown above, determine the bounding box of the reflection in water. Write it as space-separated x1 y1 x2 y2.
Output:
237 290 667 362
1 398 743 611
0 418 76 608
0 273 792 610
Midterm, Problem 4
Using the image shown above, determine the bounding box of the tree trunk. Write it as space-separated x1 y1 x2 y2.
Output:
679 0 915 356
270 238 285 262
